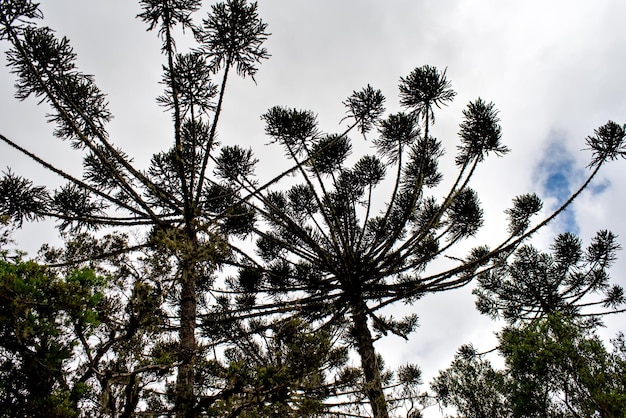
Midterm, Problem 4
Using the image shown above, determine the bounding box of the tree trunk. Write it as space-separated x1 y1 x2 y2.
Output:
176 261 197 418
120 373 140 418
350 300 390 418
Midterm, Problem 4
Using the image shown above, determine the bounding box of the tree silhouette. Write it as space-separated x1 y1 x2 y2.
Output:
217 66 626 416
0 1 269 416
433 225 626 418
2 1 626 416
475 229 625 323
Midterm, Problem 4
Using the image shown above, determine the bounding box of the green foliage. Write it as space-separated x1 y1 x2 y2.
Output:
433 314 626 418
1 0 273 414
251 60 624 417
431 345 508 418
0 258 106 416
436 228 626 418
499 315 626 417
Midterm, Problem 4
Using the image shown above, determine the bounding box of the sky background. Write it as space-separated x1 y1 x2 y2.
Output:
2 1 626 416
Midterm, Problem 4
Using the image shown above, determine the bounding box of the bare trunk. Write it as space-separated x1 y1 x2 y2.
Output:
176 261 197 418
350 300 389 418
120 373 140 418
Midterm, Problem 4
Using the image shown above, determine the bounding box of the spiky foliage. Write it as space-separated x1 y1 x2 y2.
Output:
475 230 625 323
196 317 351 417
2 2 624 417
0 1 268 416
431 345 509 418
435 229 625 418
212 65 624 417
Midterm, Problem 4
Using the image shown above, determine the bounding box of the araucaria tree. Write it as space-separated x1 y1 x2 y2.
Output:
0 0 269 416
1 1 626 417
229 69 626 416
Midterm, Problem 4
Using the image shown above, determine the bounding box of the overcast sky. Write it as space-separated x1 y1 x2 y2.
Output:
2 1 626 416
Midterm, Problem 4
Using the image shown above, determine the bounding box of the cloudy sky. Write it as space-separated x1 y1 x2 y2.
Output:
2 1 626 415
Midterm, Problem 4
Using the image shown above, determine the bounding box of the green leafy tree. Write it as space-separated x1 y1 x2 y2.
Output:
221 67 626 417
431 345 508 418
0 220 169 417
42 233 171 417
433 231 626 418
432 316 626 418
0 255 115 416
501 315 626 417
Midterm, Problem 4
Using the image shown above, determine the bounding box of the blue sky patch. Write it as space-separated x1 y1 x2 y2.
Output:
589 178 611 195
534 137 580 234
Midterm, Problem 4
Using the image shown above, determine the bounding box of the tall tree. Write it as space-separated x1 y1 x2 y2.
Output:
2 1 626 417
0 0 268 416
219 67 626 417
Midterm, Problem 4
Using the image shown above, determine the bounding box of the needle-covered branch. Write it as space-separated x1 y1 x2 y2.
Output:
249 65 624 417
